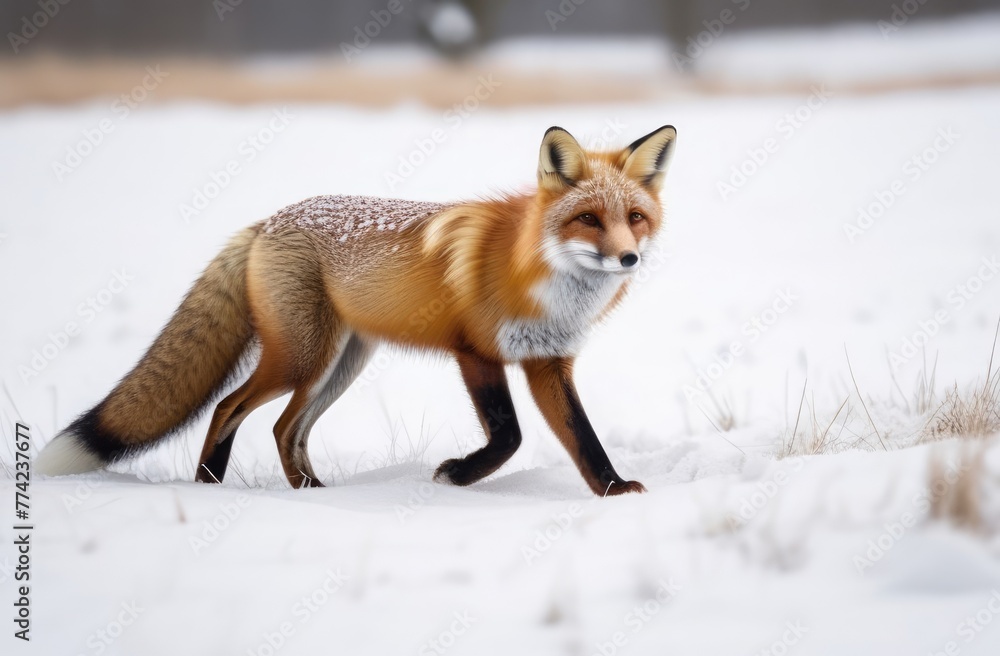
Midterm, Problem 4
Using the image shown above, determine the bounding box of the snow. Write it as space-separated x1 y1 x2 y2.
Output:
3 21 1000 655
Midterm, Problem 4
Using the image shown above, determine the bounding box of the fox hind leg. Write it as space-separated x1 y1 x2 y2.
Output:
274 332 374 488
195 351 289 483
199 232 347 487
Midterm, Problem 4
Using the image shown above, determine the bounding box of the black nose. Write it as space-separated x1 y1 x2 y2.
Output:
620 252 639 268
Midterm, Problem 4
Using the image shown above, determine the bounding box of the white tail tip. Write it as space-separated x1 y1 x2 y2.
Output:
34 431 105 476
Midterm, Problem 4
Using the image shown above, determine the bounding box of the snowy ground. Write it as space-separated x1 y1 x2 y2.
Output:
3 37 1000 655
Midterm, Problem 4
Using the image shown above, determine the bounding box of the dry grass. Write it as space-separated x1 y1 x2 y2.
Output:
926 440 994 533
784 394 854 457
925 373 1000 440
697 390 737 434
781 322 1000 458
886 346 939 416
924 321 1000 441
781 380 869 457
846 349 887 451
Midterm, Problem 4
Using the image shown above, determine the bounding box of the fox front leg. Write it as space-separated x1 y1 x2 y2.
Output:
522 357 645 496
434 350 523 486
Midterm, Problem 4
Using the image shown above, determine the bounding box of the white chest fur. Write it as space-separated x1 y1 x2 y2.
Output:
496 271 625 361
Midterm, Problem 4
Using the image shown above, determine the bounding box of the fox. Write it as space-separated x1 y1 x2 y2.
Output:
34 125 676 496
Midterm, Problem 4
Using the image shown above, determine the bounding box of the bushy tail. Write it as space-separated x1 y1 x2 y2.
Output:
35 226 261 475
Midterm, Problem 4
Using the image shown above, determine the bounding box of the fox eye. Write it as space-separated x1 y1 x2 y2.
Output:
576 213 599 226
629 211 645 223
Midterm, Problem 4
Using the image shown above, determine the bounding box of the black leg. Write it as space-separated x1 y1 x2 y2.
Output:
196 429 236 483
523 357 645 496
435 351 522 486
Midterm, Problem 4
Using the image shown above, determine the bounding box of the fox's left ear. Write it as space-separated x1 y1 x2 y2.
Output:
620 125 677 192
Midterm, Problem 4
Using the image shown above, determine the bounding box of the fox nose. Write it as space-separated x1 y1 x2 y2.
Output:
620 252 639 268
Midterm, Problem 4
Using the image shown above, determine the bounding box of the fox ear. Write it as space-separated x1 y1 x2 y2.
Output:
538 126 588 191
621 125 676 192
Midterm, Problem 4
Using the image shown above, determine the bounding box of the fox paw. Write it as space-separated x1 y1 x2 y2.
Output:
604 480 647 496
433 459 465 486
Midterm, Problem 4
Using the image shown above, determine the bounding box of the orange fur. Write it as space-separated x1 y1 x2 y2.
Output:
39 125 676 493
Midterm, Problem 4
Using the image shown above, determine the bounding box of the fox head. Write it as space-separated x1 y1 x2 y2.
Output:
536 125 675 276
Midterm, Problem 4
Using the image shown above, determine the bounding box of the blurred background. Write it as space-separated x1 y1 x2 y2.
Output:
3 0 999 107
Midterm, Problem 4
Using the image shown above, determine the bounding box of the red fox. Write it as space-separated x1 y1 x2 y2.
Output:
35 125 675 495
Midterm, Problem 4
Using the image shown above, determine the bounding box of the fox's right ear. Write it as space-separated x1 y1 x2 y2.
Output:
537 127 587 192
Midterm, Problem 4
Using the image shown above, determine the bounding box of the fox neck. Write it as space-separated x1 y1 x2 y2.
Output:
533 266 625 322
494 267 625 361
490 199 627 360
